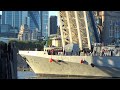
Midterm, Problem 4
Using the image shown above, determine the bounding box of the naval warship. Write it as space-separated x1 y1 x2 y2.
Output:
19 11 120 77
19 43 120 77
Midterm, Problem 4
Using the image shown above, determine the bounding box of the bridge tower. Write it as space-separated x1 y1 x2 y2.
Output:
58 11 99 50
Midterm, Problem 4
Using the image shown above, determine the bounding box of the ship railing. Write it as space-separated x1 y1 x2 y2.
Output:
92 49 120 56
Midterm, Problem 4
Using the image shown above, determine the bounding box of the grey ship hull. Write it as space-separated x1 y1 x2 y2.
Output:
19 51 120 77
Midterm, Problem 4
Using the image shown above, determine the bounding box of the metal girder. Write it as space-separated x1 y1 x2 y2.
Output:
28 11 39 30
59 11 98 50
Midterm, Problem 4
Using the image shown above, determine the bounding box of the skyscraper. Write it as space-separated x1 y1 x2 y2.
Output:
49 16 57 35
2 11 21 29
21 11 29 26
2 11 5 24
2 11 49 39
2 11 29 30
0 15 1 24
28 11 40 32
40 11 49 38
2 11 13 25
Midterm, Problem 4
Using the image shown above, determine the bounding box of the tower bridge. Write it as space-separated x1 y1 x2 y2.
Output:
58 11 100 50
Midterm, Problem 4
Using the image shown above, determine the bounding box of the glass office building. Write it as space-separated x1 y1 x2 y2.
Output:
2 11 22 29
0 15 1 24
29 11 40 32
40 11 49 38
2 11 29 30
2 11 49 39
49 16 57 35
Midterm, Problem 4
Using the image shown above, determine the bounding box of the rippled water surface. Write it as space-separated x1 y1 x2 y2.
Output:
17 71 37 79
17 71 117 79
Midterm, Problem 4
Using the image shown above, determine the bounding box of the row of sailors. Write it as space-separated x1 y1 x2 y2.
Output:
93 49 120 56
46 48 120 56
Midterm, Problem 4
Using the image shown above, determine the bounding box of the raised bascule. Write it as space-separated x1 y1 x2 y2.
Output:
59 11 100 50
19 11 120 78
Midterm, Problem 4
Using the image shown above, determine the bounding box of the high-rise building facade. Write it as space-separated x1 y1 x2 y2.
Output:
0 15 1 24
2 11 29 30
28 11 40 32
0 24 12 33
49 16 57 35
21 11 29 26
2 11 21 29
40 11 49 38
2 11 13 25
2 11 49 39
2 11 5 24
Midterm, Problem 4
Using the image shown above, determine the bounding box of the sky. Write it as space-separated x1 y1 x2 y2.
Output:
49 11 58 17
0 11 58 17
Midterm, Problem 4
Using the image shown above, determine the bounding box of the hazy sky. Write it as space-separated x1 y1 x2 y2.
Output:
49 11 58 17
0 11 58 17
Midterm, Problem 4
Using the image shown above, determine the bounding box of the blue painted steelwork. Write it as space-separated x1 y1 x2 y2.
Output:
28 11 39 30
89 11 99 43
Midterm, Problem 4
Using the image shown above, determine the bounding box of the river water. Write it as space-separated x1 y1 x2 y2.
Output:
17 71 115 79
17 71 37 79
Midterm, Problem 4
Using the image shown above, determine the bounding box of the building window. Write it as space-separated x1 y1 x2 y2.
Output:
109 25 113 37
114 26 119 39
110 20 112 25
115 21 118 26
